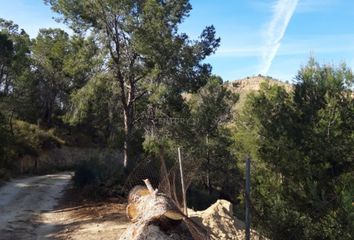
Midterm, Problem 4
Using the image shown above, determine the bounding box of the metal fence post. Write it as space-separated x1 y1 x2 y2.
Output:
178 147 187 216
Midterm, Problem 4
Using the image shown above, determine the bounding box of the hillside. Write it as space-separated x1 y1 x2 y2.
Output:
225 76 293 109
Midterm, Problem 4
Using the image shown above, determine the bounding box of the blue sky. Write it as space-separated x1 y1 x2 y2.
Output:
1 0 354 82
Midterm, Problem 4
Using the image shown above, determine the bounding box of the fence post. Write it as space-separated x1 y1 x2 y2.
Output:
245 156 251 240
178 147 187 216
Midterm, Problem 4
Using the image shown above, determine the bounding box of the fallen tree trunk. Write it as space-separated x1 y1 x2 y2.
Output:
119 179 209 240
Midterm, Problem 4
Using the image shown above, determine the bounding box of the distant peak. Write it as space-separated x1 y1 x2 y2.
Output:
226 75 292 93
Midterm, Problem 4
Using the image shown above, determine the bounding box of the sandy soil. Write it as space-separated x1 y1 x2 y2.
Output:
38 201 129 240
189 200 267 240
0 172 130 240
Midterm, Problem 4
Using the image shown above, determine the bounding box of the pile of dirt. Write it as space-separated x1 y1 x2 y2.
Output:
189 200 267 240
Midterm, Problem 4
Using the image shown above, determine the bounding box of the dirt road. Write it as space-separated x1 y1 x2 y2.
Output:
0 173 72 240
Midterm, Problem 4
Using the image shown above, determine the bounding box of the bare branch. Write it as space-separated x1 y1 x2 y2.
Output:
131 90 147 103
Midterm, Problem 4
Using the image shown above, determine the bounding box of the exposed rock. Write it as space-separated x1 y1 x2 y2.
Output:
226 76 292 110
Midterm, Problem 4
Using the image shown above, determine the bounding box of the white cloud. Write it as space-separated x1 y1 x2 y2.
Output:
278 34 354 55
260 0 299 75
251 0 335 13
211 34 354 60
296 0 335 13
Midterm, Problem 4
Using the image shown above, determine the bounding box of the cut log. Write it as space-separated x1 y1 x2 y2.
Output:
120 180 188 240
120 179 208 240
126 185 184 223
127 185 151 222
128 185 151 202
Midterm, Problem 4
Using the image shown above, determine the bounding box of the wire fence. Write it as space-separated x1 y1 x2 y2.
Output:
123 147 202 209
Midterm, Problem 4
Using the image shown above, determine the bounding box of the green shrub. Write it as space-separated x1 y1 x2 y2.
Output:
73 156 125 198
0 168 11 181
0 117 65 173
73 160 98 187
0 112 11 168
12 120 65 156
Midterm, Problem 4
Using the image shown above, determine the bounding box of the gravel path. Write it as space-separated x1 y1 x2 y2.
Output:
0 173 72 240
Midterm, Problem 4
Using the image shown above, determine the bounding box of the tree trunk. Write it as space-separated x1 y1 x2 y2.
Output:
43 102 52 127
123 105 133 168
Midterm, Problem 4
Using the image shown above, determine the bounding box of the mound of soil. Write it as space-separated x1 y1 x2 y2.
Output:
189 200 267 240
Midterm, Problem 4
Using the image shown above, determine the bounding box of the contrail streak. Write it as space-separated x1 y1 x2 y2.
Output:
260 0 299 75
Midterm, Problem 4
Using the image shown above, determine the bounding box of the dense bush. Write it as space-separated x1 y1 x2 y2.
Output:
12 120 64 155
0 118 65 174
73 156 125 198
0 112 11 168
